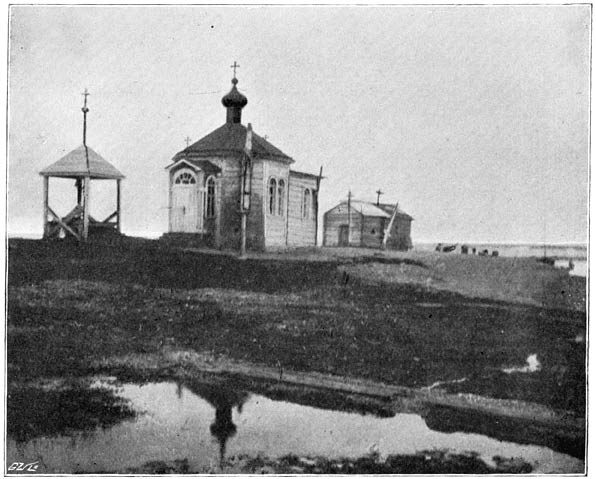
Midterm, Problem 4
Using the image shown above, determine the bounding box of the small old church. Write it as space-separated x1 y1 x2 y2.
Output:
165 67 321 251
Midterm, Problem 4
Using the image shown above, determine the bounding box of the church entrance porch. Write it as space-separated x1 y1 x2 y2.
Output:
171 169 200 233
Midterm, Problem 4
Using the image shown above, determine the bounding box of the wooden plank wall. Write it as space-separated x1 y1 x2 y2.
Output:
215 155 242 250
386 215 413 250
170 155 321 251
360 216 384 248
246 160 265 250
323 204 363 246
263 161 290 248
287 174 317 247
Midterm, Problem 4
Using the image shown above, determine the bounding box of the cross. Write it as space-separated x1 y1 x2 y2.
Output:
82 88 90 111
185 136 192 147
81 88 90 148
230 61 240 79
376 189 384 205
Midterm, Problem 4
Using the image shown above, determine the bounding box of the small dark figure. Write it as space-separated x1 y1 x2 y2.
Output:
492 250 499 257
461 245 468 254
472 247 476 254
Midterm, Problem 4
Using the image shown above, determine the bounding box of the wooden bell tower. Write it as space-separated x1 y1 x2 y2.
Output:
40 90 125 241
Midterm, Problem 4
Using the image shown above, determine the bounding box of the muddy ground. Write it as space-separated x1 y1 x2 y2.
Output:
6 237 587 468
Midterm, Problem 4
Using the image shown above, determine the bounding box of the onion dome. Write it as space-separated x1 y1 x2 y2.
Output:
221 78 247 124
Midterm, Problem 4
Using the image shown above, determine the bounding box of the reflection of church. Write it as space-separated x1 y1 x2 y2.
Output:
181 381 249 465
166 66 321 251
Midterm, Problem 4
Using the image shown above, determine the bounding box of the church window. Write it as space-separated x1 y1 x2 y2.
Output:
174 171 196 185
205 176 216 218
268 178 277 215
302 189 311 219
277 179 285 216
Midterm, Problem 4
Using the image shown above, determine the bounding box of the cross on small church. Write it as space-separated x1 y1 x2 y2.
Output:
376 189 384 205
230 61 240 79
185 136 192 147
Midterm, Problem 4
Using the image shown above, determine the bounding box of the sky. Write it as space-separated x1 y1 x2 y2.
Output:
7 5 590 243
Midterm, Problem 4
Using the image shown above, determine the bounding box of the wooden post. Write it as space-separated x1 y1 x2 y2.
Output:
382 201 400 250
239 127 253 256
76 179 83 205
240 213 247 257
82 176 90 241
360 205 364 247
285 175 290 247
42 176 49 238
214 177 222 248
314 166 323 246
347 190 352 246
116 179 121 233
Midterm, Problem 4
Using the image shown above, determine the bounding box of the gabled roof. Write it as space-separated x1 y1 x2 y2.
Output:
376 203 414 220
350 201 392 218
173 123 294 163
40 145 124 179
166 158 221 176
326 200 413 220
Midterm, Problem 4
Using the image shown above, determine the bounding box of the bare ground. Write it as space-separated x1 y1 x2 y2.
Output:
6 237 587 460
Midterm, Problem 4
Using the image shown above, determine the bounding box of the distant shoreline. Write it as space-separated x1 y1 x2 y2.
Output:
6 233 587 247
414 241 587 248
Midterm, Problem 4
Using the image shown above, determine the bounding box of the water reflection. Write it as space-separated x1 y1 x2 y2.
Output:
182 381 249 465
5 378 584 474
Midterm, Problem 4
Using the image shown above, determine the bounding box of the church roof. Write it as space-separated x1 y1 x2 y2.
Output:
166 158 222 175
40 145 124 179
173 123 294 163
330 200 413 220
376 203 414 220
350 201 392 218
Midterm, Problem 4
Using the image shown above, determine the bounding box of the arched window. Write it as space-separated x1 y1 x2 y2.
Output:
302 188 311 219
268 178 277 215
174 171 196 185
205 176 216 218
277 179 285 216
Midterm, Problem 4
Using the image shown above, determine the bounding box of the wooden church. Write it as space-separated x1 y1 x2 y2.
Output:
323 198 413 250
165 67 321 251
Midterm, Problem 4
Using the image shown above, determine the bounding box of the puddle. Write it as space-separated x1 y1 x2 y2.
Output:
502 354 541 374
424 376 468 390
553 259 587 277
6 379 582 474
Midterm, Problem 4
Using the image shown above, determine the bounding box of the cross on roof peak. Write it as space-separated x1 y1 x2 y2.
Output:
376 189 384 205
230 61 240 79
185 136 192 147
82 88 90 109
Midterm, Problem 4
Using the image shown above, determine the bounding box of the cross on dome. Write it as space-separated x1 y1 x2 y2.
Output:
230 61 240 79
81 88 89 113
